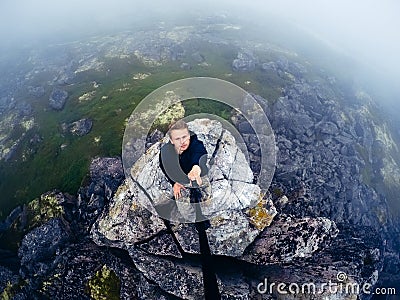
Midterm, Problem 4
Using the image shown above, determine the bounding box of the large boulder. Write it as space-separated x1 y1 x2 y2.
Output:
129 248 204 300
130 119 260 218
241 215 338 264
61 118 93 136
232 50 258 72
49 89 68 110
77 157 124 230
18 218 71 278
93 119 272 252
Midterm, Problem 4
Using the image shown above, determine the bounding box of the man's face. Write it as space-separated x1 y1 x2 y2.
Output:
169 128 190 154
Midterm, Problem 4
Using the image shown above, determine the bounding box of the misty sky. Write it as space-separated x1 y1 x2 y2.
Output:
1 0 399 85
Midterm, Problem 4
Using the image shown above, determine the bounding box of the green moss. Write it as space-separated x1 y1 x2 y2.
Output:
87 265 120 300
1 281 14 300
0 39 296 221
272 188 283 197
183 98 233 121
0 191 65 252
0 279 28 300
26 192 64 230
355 144 373 186
150 102 185 133
40 272 61 296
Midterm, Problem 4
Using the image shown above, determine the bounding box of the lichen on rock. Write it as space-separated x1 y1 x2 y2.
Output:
241 215 339 264
246 194 277 231
87 265 120 300
25 190 66 230
91 181 166 248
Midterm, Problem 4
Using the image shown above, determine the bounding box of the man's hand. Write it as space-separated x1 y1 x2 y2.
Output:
188 165 202 186
173 182 185 199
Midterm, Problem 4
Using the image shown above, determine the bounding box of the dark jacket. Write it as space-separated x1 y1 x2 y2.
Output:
159 132 208 185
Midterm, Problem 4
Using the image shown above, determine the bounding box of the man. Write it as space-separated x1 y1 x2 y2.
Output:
159 120 209 199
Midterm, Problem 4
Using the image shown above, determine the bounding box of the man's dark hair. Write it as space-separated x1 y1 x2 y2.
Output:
167 120 189 138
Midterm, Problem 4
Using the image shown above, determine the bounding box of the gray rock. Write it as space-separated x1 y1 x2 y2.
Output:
69 118 93 136
92 119 274 261
191 52 205 63
207 210 260 257
269 59 308 79
0 265 19 291
261 62 277 72
18 218 70 278
318 121 339 135
49 89 68 110
180 62 191 70
241 216 338 264
137 274 170 300
137 232 182 258
170 200 276 258
146 129 164 149
88 157 124 187
61 118 93 136
91 181 166 248
217 275 250 300
129 248 204 300
35 242 144 300
78 157 125 230
334 134 354 144
232 50 257 72
171 223 200 254
130 119 259 219
27 86 45 98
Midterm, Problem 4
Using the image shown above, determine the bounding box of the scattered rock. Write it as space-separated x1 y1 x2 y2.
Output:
18 218 70 278
1 23 399 299
232 50 257 72
180 62 191 70
191 52 205 63
241 215 338 264
61 118 93 136
78 156 124 230
129 248 204 300
91 181 167 249
318 121 339 135
27 86 45 98
49 89 68 110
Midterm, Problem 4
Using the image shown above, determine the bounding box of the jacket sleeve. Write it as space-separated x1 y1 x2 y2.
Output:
190 140 209 176
159 148 176 186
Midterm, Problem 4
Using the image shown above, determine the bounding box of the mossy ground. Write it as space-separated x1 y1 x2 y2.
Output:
0 279 28 300
86 265 120 300
0 191 65 252
2 34 397 222
0 41 292 220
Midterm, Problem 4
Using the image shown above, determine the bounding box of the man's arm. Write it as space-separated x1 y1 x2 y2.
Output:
187 138 208 185
159 145 186 199
159 151 175 185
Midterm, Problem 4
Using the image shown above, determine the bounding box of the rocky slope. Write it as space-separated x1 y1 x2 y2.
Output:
1 116 396 299
0 17 399 300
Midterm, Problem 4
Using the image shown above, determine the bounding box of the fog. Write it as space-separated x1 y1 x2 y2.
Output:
1 0 399 100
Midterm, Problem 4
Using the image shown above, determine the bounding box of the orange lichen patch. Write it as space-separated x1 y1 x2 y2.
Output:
130 202 139 211
247 194 276 231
